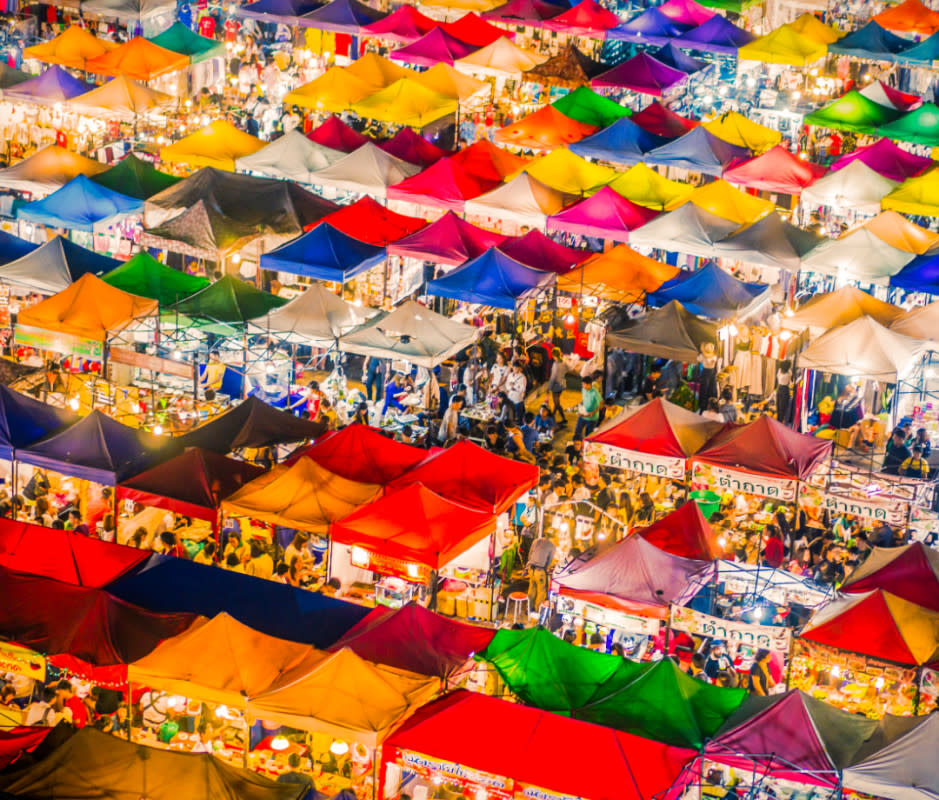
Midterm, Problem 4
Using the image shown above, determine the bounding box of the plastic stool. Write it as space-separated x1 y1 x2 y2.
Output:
505 592 529 626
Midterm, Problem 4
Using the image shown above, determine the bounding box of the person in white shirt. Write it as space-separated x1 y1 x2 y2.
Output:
488 352 509 399
505 361 527 420
25 687 58 727
437 394 465 445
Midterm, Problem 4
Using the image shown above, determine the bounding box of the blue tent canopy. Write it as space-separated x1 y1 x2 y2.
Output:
674 14 755 54
106 554 371 647
0 230 38 266
237 0 321 23
829 21 909 61
260 223 386 282
890 251 939 294
17 409 179 485
645 126 749 176
570 116 669 165
0 235 120 295
651 42 707 73
18 174 144 232
648 262 769 319
426 247 555 310
894 30 939 64
298 0 386 31
607 6 689 45
3 65 93 104
0 385 75 461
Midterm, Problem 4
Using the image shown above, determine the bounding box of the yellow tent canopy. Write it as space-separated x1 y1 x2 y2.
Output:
246 647 439 747
511 146 616 195
419 0 503 13
665 178 775 224
23 25 117 70
351 78 458 128
16 273 158 341
454 36 546 79
789 12 842 43
221 457 380 533
161 120 265 171
703 111 782 154
863 210 939 254
557 245 679 302
85 36 189 81
882 167 939 216
128 613 319 708
344 52 411 90
415 62 488 102
69 74 176 119
738 24 828 66
604 162 693 210
284 67 373 112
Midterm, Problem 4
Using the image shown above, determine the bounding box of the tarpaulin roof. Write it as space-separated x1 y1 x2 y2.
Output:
0 565 195 665
547 186 659 242
442 12 511 45
79 0 176 19
631 100 698 139
893 28 939 63
606 161 694 210
659 0 714 24
605 300 717 361
710 212 824 270
2 65 93 105
841 542 939 610
143 200 261 260
106 553 370 647
18 173 143 232
169 275 287 324
873 0 939 35
497 229 588 273
589 397 722 460
592 51 688 96
298 0 386 32
805 89 901 134
879 101 939 146
830 20 910 60
178 396 324 452
387 438 538 513
789 11 842 42
802 159 899 214
236 0 319 23
388 210 505 265
0 385 73 462
608 6 690 45
362 4 438 42
286 423 426 483
91 153 180 200
783 285 905 332
883 166 939 216
256 281 376 344
316 195 425 245
16 272 156 340
556 244 677 302
160 119 265 170
629 205 741 259
308 114 370 152
0 235 120 295
637 500 721 560
803 226 915 285
148 21 225 63
724 145 824 194
675 13 754 52
737 24 828 65
495 105 598 150
570 116 668 166
378 127 452 167
426 246 555 309
0 144 106 195
830 137 932 183
0 230 36 265
554 533 712 616
891 300 939 336
23 25 116 70
692 414 832 479
702 110 781 153
387 157 498 211
466 172 572 228
482 0 565 25
236 129 344 182
285 66 373 112
0 728 305 800
0 728 51 771
69 74 175 119
516 147 617 195
117 448 264 522
551 86 632 129
260 222 386 282
650 42 707 73
383 690 697 800
330 601 495 678
891 250 939 293
348 55 420 92
451 138 531 181
0 64 29 88
339 298 480 368
856 79 922 110
542 0 619 35
413 62 488 104
523 44 608 88
669 178 776 223
85 36 188 80
390 27 478 66
455 35 546 77
645 126 749 176
351 78 458 127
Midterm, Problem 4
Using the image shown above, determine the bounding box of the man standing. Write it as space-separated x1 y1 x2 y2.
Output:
574 375 601 440
437 394 464 445
527 534 555 617
505 360 527 421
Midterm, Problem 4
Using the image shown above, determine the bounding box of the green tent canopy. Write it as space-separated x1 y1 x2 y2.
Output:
169 274 287 325
101 251 210 306
552 86 632 129
149 22 226 64
697 0 761 12
91 154 182 200
879 102 939 147
804 89 902 134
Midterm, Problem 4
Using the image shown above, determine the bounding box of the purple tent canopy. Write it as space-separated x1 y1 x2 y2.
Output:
608 7 689 45
388 211 507 266
237 0 320 23
651 42 707 73
592 52 688 96
645 126 749 176
547 186 660 242
298 0 386 32
674 14 755 54
497 230 589 274
4 65 93 105
830 137 933 182
390 28 478 66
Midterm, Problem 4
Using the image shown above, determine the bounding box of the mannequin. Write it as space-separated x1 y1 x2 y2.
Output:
697 342 719 412
732 326 762 410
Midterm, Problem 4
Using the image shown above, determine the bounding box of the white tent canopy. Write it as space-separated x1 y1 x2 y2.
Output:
235 130 345 183
628 202 741 258
464 173 569 228
454 36 546 79
310 141 419 199
253 282 377 345
801 160 899 215
800 227 915 285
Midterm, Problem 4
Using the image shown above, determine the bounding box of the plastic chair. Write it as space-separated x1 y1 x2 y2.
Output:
505 591 529 626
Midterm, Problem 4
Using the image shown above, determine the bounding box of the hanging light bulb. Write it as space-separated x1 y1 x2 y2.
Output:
153 425 164 436
68 396 80 411
330 740 350 756
271 736 290 751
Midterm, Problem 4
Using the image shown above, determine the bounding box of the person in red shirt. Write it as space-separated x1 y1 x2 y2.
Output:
762 525 785 569
85 486 112 536
55 680 88 728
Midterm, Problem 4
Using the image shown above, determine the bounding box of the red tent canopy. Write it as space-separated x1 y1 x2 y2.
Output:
691 415 832 480
286 423 427 483
387 158 499 211
497 229 590 274
116 447 265 524
542 0 620 36
0 517 149 587
329 601 495 678
0 728 52 770
383 690 696 800
330 483 496 569
723 146 826 194
387 439 539 513
307 115 370 152
378 127 453 167
314 196 426 245
840 542 939 610
631 101 699 139
450 139 530 182
873 0 939 35
361 4 438 42
388 210 507 265
442 12 512 45
636 501 721 560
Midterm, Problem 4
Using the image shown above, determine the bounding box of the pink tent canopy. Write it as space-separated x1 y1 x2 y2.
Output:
388 211 507 265
378 127 453 167
307 115 370 152
547 186 659 242
361 5 438 42
387 158 499 211
723 146 826 194
390 27 478 66
593 51 688 95
542 0 620 36
830 137 933 182
631 101 698 138
658 0 715 26
482 0 565 25
498 230 589 274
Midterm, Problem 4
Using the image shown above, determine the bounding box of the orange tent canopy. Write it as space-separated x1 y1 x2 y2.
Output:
494 106 598 151
23 25 117 70
85 36 189 81
557 244 678 302
862 210 939 254
874 0 939 35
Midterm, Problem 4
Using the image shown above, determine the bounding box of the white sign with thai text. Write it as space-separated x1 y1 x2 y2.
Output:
584 441 686 479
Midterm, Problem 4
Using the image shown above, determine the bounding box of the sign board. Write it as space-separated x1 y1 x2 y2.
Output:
109 347 193 379
397 749 512 794
670 605 791 654
349 545 431 584
798 483 907 527
14 324 103 360
584 441 685 479
0 642 46 682
691 461 797 501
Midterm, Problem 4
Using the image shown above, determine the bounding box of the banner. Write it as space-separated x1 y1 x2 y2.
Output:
0 642 46 682
798 483 908 527
584 442 685 479
670 606 791 655
691 461 796 501
14 324 103 361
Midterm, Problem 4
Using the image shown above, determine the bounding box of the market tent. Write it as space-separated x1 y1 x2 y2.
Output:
784 285 905 332
668 179 775 224
425 246 555 309
77 0 176 21
331 482 497 569
710 212 824 270
873 0 939 36
801 159 899 214
0 64 30 89
551 86 633 128
542 0 619 36
806 89 902 134
0 230 36 266
546 186 659 242
387 157 497 211
168 275 286 325
236 0 319 23
315 195 425 245
892 300 939 336
592 52 688 96
0 144 106 195
100 251 208 305
148 21 225 63
338 299 480 368
879 102 939 147
631 99 698 138
556 244 677 302
23 25 116 70
235 129 344 182
344 55 411 94
675 13 754 53
90 153 181 200
831 137 932 183
2 65 93 105
701 111 780 154
497 229 589 273
882 166 939 215
330 602 495 679
737 24 828 65
160 119 265 171
841 542 939 610
143 199 261 260
515 147 617 195
608 6 690 45
523 44 608 88
0 728 304 800
351 78 458 127
866 79 922 109
84 36 188 80
789 11 842 42
628 204 741 259
284 66 373 112
891 251 939 293
465 172 571 227
0 235 120 295
260 223 386 282
255 282 376 344
378 127 452 167
382 690 697 800
691 414 832 480
606 301 718 360
570 116 669 166
389 28 478 67
388 211 506 265
285 423 426 483
308 115 370 152
455 35 546 78
553 533 713 616
829 20 909 60
494 105 598 150
893 28 939 63
0 385 74 462
442 12 510 45
481 0 564 25
17 174 143 232
659 0 715 25
797 316 924 382
117 448 264 523
644 126 749 176
450 138 531 181
361 4 438 42
801 227 915 285
16 272 157 341
414 62 489 102
178 396 324 452
310 141 419 197
650 42 707 74
637 500 721 560
387 438 538 513
606 162 694 210
298 0 386 32
68 74 175 119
